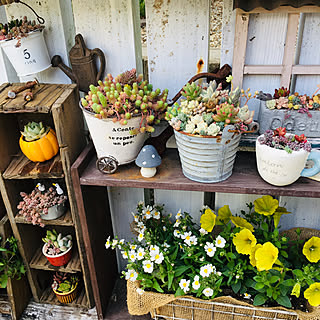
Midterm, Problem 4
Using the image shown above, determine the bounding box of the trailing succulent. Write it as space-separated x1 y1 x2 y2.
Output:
43 229 72 255
52 272 78 293
21 122 50 142
81 68 168 134
165 76 256 136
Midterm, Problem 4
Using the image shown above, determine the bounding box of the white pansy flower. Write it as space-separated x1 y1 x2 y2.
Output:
137 222 145 228
189 236 198 246
207 123 221 136
105 236 111 249
136 288 144 295
203 287 213 297
138 201 144 206
216 271 222 277
138 233 144 242
130 244 137 250
143 205 154 220
244 293 251 299
121 251 128 259
125 269 138 282
200 257 205 262
143 260 154 273
204 242 216 257
192 275 201 290
181 231 191 240
215 235 226 248
163 226 167 231
179 279 190 293
128 250 136 262
199 228 208 235
136 248 145 260
153 210 161 220
132 214 139 222
112 239 118 247
200 264 215 278
150 245 160 256
151 252 164 264
174 219 181 228
174 230 181 238
175 210 182 220
185 123 195 134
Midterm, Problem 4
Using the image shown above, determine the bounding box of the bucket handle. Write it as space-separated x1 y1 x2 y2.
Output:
15 0 45 24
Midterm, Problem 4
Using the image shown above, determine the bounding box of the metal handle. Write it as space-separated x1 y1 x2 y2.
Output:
16 0 45 24
91 48 106 83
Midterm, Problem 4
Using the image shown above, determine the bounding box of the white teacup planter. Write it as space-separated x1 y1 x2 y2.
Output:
256 133 320 186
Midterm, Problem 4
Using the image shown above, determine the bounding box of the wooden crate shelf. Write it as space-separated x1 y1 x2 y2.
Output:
40 286 88 308
3 153 64 180
30 247 81 273
15 210 73 226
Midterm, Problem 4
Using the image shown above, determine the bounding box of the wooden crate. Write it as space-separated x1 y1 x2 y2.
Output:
0 83 94 310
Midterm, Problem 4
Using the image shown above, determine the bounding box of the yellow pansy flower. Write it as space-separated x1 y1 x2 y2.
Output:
273 207 291 228
216 205 232 225
233 229 257 255
254 195 279 216
304 283 320 307
200 208 216 232
255 242 279 271
291 283 301 298
249 244 263 267
303 237 320 263
231 216 254 232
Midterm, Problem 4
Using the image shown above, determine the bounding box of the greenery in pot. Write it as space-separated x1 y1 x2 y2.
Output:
80 68 169 134
52 272 78 293
0 16 44 47
164 75 256 136
0 236 26 288
106 197 320 311
17 183 67 227
42 229 72 255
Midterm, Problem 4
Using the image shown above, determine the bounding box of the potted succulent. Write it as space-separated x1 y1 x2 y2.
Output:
256 127 320 186
19 121 59 162
106 197 320 319
257 85 320 137
0 16 51 76
42 229 73 267
165 75 256 183
52 272 79 304
17 183 67 227
80 68 168 167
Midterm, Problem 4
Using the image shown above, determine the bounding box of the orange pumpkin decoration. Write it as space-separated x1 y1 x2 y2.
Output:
19 129 59 162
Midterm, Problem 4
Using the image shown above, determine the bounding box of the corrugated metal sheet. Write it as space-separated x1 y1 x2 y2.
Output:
234 0 320 11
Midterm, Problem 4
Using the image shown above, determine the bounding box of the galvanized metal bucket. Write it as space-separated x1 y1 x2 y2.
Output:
81 104 147 165
174 125 241 183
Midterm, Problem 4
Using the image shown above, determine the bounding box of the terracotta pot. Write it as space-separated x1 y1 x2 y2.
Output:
42 243 72 266
53 282 78 304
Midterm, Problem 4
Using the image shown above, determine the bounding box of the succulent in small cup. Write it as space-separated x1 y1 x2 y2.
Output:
43 229 72 256
21 121 49 142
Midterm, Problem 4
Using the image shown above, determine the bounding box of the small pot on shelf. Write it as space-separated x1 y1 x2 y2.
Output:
52 272 79 304
40 202 66 221
42 243 72 267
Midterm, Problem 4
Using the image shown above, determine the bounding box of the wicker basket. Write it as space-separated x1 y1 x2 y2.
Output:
53 283 78 304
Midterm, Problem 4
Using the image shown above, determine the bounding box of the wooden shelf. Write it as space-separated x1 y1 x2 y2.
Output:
15 210 73 226
3 153 64 180
79 146 320 198
30 247 81 273
40 286 88 308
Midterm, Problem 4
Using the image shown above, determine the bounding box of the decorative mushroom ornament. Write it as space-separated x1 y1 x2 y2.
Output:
135 145 162 178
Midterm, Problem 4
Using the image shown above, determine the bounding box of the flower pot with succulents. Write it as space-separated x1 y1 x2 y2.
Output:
0 17 51 76
19 121 59 162
257 86 320 138
52 272 78 304
256 127 320 186
107 198 320 320
80 69 168 172
42 229 73 266
165 76 257 183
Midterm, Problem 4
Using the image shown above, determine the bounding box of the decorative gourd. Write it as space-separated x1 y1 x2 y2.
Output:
19 122 59 162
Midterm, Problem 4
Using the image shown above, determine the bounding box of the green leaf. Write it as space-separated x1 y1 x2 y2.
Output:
254 195 279 216
168 271 174 290
245 279 255 288
266 287 273 298
269 276 279 284
292 269 304 278
0 274 8 289
174 265 191 277
280 285 290 296
280 250 288 258
153 279 164 293
170 245 179 261
276 296 292 308
255 282 265 290
282 279 295 287
261 222 269 232
175 287 184 297
253 294 267 306
227 252 236 259
231 281 241 294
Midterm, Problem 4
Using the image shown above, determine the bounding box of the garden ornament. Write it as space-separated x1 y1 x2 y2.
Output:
135 145 161 178
7 79 39 99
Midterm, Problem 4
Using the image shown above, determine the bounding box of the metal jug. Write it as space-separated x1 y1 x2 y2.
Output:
51 34 105 92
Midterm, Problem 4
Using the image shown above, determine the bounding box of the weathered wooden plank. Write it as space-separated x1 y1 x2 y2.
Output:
239 6 320 14
244 65 320 75
145 0 210 98
15 210 73 226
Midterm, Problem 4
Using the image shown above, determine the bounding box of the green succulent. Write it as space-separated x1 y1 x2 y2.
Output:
200 80 218 102
213 103 240 124
21 122 49 142
181 82 202 101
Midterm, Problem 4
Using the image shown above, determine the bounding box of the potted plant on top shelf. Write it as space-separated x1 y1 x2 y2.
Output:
17 183 67 227
52 272 79 304
257 85 320 138
0 16 51 76
80 68 169 170
42 229 73 267
165 75 257 183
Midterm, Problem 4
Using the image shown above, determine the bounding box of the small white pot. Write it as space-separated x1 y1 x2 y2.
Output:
256 135 320 186
41 202 66 221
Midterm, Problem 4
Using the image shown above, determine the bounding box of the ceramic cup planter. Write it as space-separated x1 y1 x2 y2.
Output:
42 242 72 266
256 135 320 186
53 282 78 304
40 202 67 221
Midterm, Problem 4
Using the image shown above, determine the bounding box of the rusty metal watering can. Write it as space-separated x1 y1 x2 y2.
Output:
51 34 105 92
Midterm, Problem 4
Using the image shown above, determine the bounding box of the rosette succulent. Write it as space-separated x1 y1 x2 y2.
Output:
21 122 49 142
43 229 72 255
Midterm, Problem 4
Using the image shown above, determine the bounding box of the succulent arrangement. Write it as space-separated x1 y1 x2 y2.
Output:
258 85 320 113
17 183 67 227
0 16 44 47
165 76 256 136
81 68 169 134
42 229 72 256
21 121 49 142
258 127 312 154
52 272 78 293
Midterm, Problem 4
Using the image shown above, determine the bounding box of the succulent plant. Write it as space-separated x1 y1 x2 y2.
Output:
52 272 78 293
0 16 44 47
273 87 290 99
21 122 49 142
43 229 72 255
181 82 202 101
81 68 168 134
212 102 240 124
